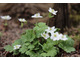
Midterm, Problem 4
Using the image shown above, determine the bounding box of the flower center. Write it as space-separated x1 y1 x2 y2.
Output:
36 14 38 17
54 34 57 37
5 16 7 19
50 28 52 30
52 10 54 12
15 46 18 48
21 19 23 21
43 34 46 37
62 36 64 38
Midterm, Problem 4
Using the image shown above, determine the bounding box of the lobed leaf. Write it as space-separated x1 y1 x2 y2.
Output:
58 36 75 53
4 45 13 52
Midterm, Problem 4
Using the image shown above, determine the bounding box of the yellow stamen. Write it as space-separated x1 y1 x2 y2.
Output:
16 46 18 48
50 28 52 30
21 19 23 21
52 10 54 12
62 36 64 38
43 34 46 37
36 14 38 17
5 16 7 19
54 34 57 37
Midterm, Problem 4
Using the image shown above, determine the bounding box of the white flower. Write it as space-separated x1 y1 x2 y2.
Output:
45 26 56 33
48 7 58 15
59 34 68 41
41 32 49 39
14 45 21 50
18 18 27 22
1 15 11 20
50 32 60 41
31 13 43 18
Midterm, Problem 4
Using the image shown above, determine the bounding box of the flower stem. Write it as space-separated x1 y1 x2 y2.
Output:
4 20 8 26
21 22 24 28
36 19 38 26
47 12 54 25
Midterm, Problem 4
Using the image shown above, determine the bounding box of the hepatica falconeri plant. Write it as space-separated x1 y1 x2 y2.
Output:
48 7 58 18
31 13 43 25
0 15 11 26
4 7 75 57
18 18 27 28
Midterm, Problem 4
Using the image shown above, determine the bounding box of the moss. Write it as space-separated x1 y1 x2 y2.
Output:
70 14 80 27
73 35 80 42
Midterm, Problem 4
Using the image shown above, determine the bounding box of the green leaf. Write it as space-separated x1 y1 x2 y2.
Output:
48 12 54 18
24 43 30 46
33 22 48 38
58 36 75 53
13 50 19 55
47 38 59 45
26 50 36 57
21 29 35 42
33 40 39 45
4 45 13 52
28 44 35 50
66 36 74 47
55 28 61 32
33 40 40 50
38 22 48 27
42 42 54 51
12 39 24 46
41 48 57 57
46 48 57 57
59 43 75 53
19 45 28 54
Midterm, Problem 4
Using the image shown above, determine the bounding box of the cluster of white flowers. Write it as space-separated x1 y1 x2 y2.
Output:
0 15 11 20
0 15 27 23
0 7 57 21
41 8 67 41
14 45 21 50
41 27 68 41
31 7 58 18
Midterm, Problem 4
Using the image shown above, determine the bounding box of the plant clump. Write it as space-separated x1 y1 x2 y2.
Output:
4 22 75 57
